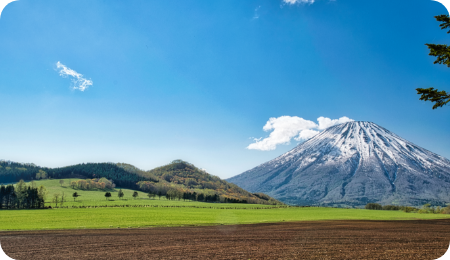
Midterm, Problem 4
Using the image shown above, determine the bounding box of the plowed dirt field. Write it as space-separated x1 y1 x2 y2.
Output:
2 219 450 259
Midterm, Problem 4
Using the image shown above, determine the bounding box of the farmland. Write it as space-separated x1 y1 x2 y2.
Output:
3 179 450 259
3 220 450 260
2 204 450 231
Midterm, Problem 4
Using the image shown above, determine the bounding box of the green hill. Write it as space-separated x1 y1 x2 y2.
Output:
0 160 283 205
135 160 282 204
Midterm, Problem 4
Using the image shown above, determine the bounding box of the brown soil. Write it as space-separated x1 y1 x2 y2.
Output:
2 220 450 260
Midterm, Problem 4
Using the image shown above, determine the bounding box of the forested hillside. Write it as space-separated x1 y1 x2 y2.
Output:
0 160 144 188
0 160 282 205
136 160 282 204
0 161 43 183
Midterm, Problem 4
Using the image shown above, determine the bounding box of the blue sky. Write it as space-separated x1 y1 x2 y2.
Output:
0 0 449 179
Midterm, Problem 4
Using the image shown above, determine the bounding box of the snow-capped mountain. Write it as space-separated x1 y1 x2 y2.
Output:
228 121 450 207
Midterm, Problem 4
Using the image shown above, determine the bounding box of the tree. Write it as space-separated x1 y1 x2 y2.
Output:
0 181 46 209
0 185 5 209
70 181 76 189
98 177 114 189
15 180 27 208
365 203 382 210
37 185 47 207
105 192 111 200
197 193 204 202
52 193 61 207
77 180 87 190
147 192 155 200
60 192 65 207
38 170 47 179
417 15 450 109
72 192 80 201
3 185 15 209
132 191 139 199
157 191 162 200
59 179 64 187
118 189 124 200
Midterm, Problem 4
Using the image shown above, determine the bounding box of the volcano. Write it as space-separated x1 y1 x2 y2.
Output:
228 121 450 207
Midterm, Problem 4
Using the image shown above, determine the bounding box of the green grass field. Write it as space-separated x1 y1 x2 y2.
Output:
2 206 450 231
1 178 450 231
28 178 275 208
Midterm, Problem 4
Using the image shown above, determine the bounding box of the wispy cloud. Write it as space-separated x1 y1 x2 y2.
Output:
247 116 354 151
56 61 93 92
282 0 315 4
252 6 261 20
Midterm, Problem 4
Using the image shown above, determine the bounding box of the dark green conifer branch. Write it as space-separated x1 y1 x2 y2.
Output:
418 15 450 109
416 87 450 109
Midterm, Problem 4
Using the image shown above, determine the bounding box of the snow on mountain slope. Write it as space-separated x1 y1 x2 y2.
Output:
228 121 450 207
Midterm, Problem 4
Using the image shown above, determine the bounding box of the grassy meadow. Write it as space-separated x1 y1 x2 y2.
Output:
1 178 450 231
2 206 450 231
22 178 275 208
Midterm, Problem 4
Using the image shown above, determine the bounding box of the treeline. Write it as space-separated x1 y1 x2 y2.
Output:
0 180 47 209
70 177 115 190
139 182 266 204
140 185 250 204
365 203 450 214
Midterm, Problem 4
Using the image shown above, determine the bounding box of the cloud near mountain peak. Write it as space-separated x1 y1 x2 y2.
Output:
247 116 354 151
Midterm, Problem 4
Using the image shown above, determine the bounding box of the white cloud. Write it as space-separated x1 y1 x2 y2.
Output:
247 116 354 151
56 61 93 91
317 116 353 130
294 129 320 141
247 116 318 151
283 0 315 4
